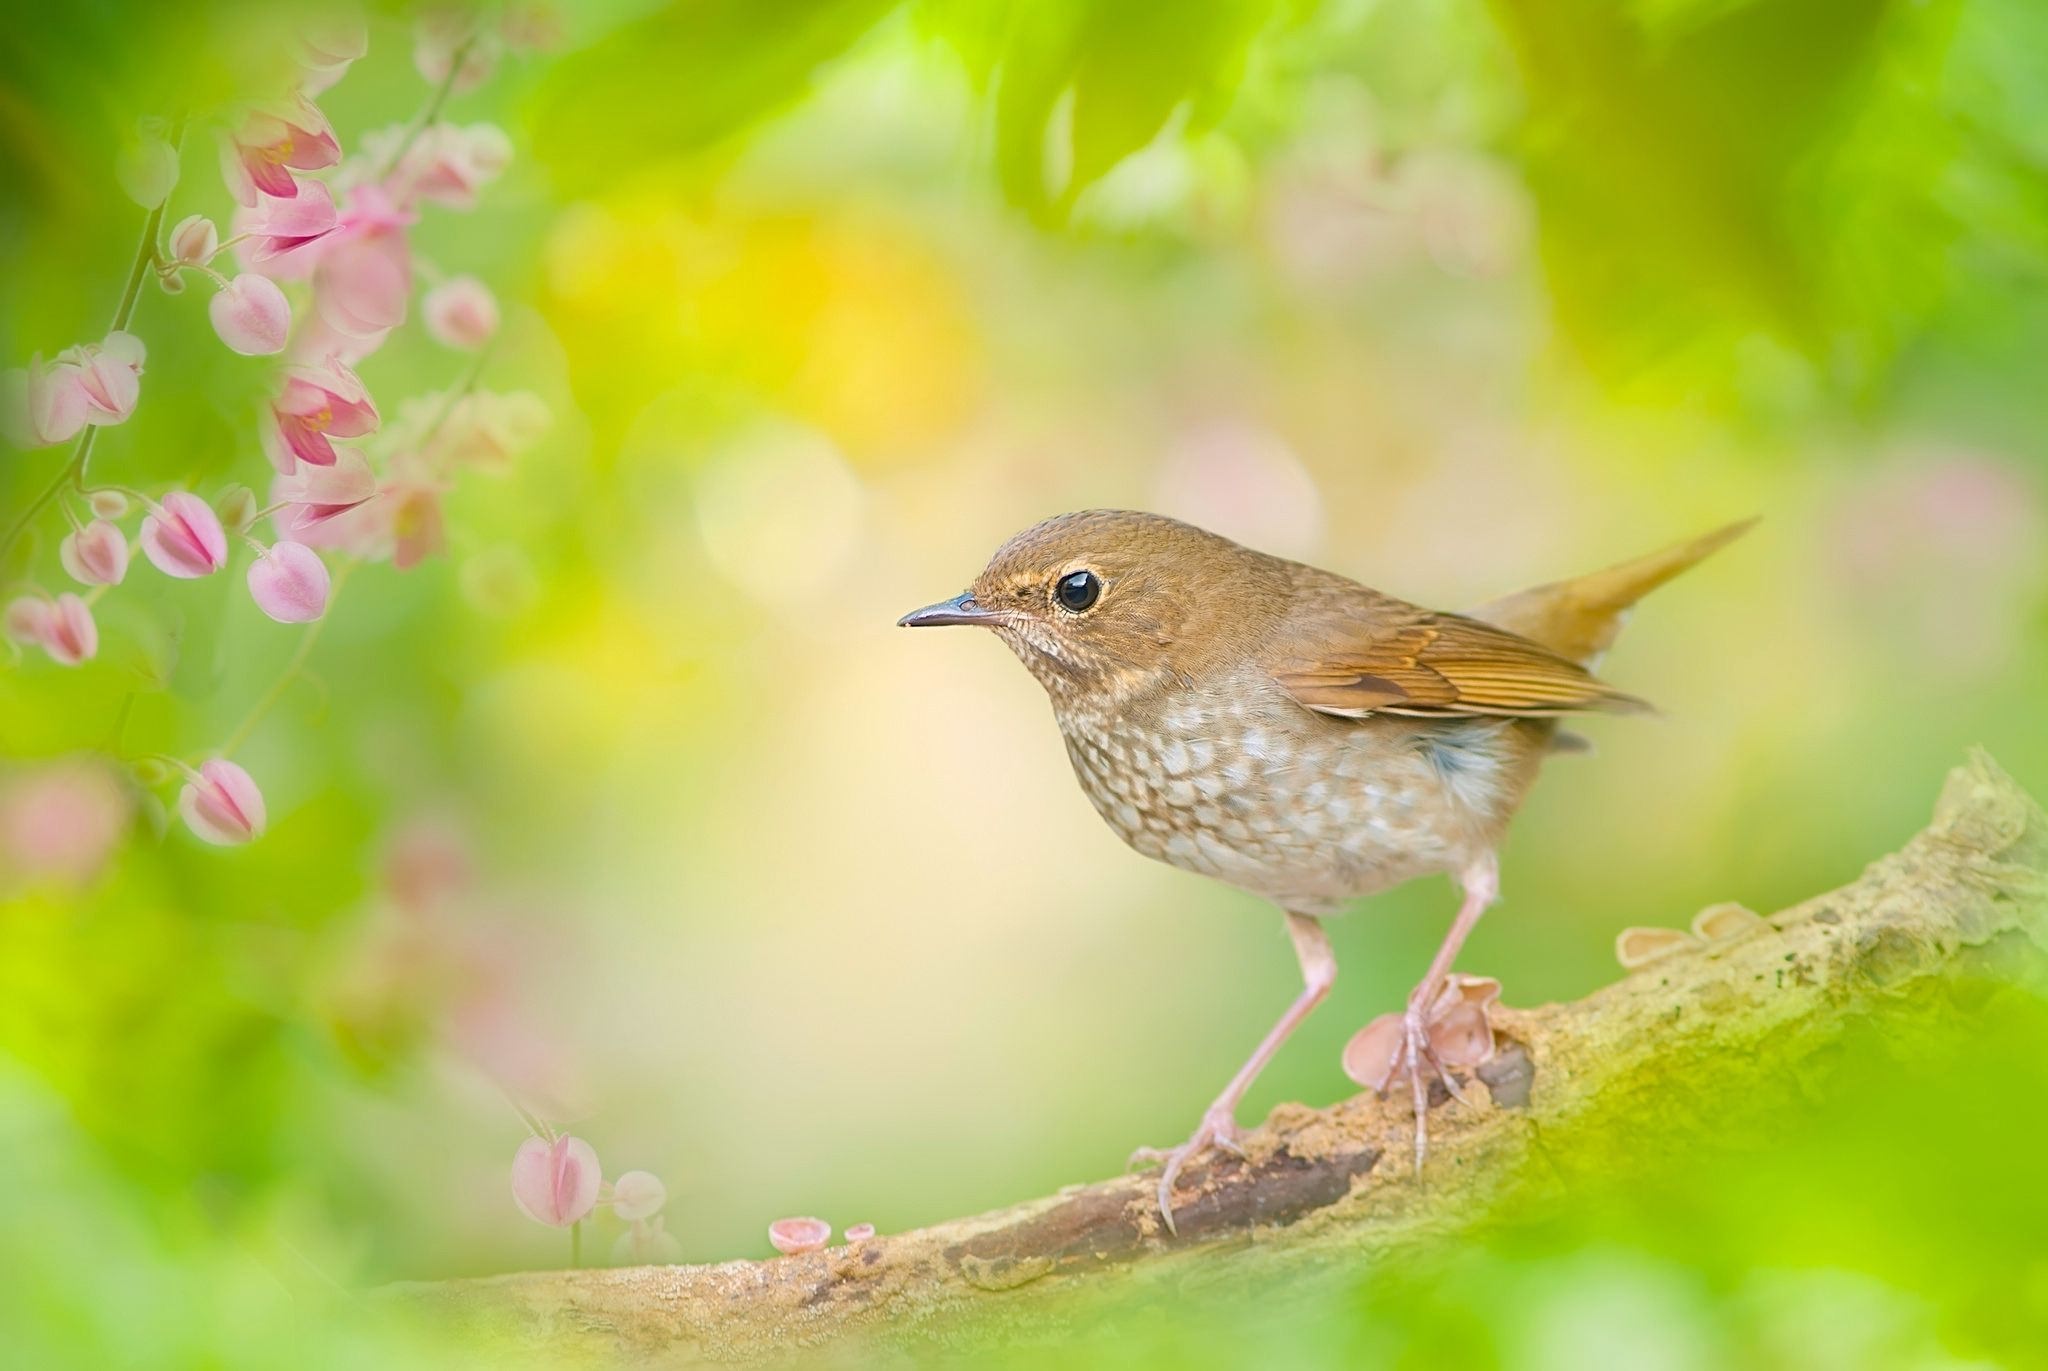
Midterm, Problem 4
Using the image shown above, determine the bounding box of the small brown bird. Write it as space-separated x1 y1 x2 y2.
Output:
900 511 1749 1231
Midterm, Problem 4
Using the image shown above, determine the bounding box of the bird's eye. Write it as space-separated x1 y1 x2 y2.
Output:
1054 569 1101 613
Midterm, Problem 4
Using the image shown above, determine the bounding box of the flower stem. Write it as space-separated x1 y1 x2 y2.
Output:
218 561 351 757
1 116 186 563
376 33 478 181
571 1221 582 1270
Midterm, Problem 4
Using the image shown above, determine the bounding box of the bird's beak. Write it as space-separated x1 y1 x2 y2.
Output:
897 592 1002 628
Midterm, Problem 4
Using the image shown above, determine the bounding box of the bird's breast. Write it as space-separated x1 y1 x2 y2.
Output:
1054 680 1534 913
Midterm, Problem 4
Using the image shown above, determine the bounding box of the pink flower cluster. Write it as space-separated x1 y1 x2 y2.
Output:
3 9 556 853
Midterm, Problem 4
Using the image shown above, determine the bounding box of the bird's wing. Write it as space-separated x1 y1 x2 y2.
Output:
1268 593 1648 720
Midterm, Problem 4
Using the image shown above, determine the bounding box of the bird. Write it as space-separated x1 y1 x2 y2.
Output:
898 510 1751 1233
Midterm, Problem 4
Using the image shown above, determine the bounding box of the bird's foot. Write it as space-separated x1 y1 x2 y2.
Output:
1340 973 1503 1174
1128 1104 1246 1236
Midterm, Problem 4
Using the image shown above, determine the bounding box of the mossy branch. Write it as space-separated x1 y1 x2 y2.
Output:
378 751 2047 1366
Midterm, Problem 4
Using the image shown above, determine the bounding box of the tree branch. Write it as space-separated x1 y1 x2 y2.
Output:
380 750 2047 1364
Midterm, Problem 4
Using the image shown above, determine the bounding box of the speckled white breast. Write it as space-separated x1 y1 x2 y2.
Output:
1056 678 1527 915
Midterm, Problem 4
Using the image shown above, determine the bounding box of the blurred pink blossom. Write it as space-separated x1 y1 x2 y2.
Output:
3 597 49 645
2 356 91 447
273 449 378 532
382 817 473 913
612 1216 683 1265
39 594 97 666
60 331 145 427
423 276 499 348
140 492 229 578
240 181 342 263
359 122 511 210
511 1134 601 1228
388 474 448 569
296 10 369 94
0 759 129 889
219 94 342 206
767 1217 831 1256
60 519 129 586
178 759 266 845
408 389 550 471
210 274 293 355
247 541 331 622
263 358 379 471
844 1223 876 1243
610 1170 667 1222
167 214 219 266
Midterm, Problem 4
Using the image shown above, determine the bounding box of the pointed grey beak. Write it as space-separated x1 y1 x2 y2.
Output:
897 592 1001 628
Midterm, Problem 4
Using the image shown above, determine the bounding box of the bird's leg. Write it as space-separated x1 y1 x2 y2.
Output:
1131 911 1334 1236
1398 851 1500 1174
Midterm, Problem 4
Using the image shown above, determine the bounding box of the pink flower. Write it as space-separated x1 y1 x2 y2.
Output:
315 228 411 340
40 594 98 666
273 450 377 531
610 1171 666 1222
262 358 379 471
178 759 266 845
241 181 341 263
388 476 447 569
365 122 510 210
210 274 293 355
57 331 145 427
2 355 91 447
0 759 130 890
611 1217 683 1265
844 1223 876 1243
423 276 498 349
246 541 330 622
3 597 50 645
140 491 229 578
408 389 549 471
167 214 219 266
60 520 129 586
219 94 343 206
297 11 369 94
767 1217 831 1256
511 1134 601 1228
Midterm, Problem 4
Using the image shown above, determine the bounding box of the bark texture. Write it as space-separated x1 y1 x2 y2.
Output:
381 751 2047 1366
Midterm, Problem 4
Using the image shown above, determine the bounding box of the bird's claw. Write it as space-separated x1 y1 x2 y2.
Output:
1342 973 1505 1176
1129 1106 1243 1236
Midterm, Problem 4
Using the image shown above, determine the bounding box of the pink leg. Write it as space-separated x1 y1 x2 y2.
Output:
1400 852 1499 1173
1135 911 1335 1235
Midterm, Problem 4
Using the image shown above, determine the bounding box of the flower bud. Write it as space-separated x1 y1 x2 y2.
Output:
117 126 181 209
140 491 228 578
59 520 129 586
511 1134 601 1228
216 484 259 533
423 276 499 349
610 1170 666 1222
246 541 330 623
88 490 129 519
178 759 265 845
168 214 220 266
209 273 293 355
40 594 98 666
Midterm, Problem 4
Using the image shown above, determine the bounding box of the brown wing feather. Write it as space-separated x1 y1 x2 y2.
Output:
1270 600 1648 720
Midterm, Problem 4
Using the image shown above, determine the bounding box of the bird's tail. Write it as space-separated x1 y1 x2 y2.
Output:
1470 518 1756 668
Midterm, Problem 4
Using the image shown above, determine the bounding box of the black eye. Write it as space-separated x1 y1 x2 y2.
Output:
1054 569 1101 613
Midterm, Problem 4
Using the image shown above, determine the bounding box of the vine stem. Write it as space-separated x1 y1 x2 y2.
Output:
1 116 186 563
375 33 478 182
218 561 351 758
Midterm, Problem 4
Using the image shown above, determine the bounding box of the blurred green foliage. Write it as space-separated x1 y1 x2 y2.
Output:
3 0 2046 1367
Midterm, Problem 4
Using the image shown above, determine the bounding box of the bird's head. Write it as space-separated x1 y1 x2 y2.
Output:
898 510 1291 709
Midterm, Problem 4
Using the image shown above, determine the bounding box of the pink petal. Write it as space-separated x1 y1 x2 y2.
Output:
140 491 228 578
59 520 129 586
1340 1012 1407 1092
274 449 377 526
210 274 294 356
246 541 330 622
511 1135 601 1228
246 181 341 262
314 235 411 337
10 359 93 446
767 1217 831 1256
178 759 265 845
41 593 98 666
